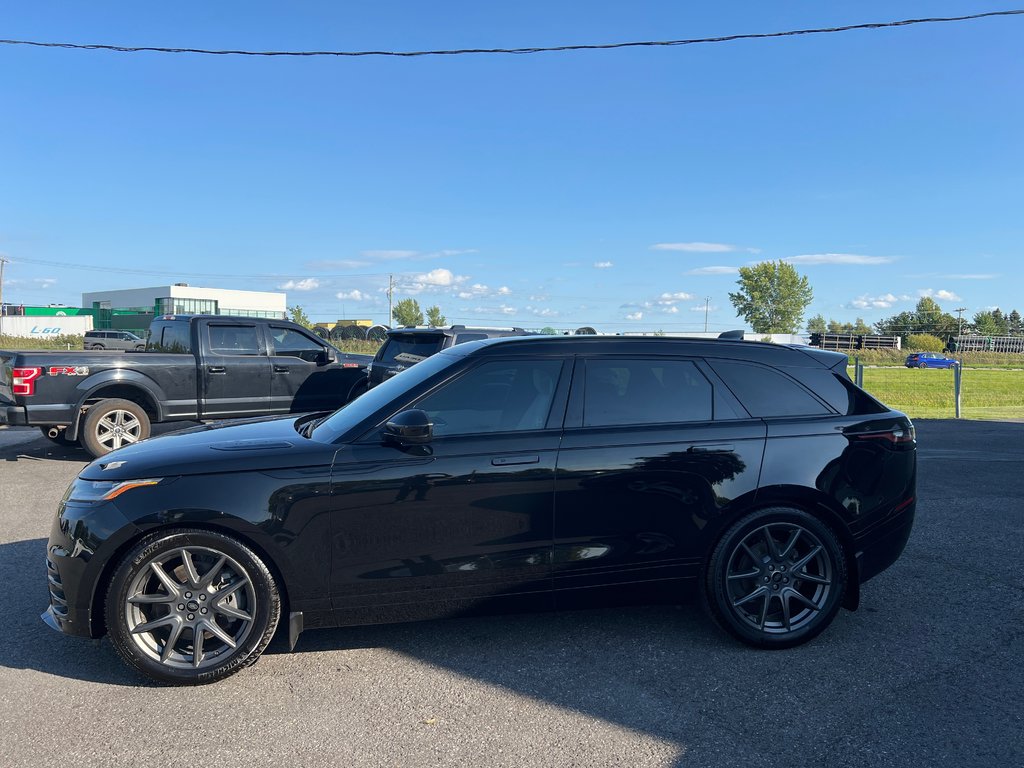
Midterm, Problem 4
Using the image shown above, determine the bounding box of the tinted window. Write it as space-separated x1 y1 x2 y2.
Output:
208 325 261 356
453 332 488 345
583 358 713 427
711 361 830 417
378 334 444 364
415 360 563 436
148 323 192 353
268 326 324 362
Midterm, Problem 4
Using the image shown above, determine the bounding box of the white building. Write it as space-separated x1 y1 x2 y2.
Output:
81 284 286 319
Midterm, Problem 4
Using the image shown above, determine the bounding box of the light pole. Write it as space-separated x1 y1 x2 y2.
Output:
0 256 8 338
704 296 711 333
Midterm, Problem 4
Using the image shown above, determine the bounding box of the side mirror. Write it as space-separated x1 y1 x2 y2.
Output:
320 348 338 365
383 409 433 445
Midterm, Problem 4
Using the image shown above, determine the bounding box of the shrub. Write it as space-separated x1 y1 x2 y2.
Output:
905 334 945 352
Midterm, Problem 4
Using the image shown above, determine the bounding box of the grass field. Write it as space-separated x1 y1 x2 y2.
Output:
854 366 1024 420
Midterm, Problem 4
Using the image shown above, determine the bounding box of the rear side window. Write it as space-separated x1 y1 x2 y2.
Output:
711 360 829 417
147 323 191 353
378 334 444 364
208 325 261 356
583 358 713 427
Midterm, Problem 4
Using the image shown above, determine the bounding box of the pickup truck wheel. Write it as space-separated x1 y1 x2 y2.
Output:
81 399 151 457
39 426 79 446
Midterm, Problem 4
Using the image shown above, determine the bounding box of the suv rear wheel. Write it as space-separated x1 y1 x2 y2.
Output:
703 507 846 648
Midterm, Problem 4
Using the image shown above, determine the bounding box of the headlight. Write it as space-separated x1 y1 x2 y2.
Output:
63 478 162 503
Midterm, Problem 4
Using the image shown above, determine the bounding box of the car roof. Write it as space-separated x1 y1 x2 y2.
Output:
442 334 845 368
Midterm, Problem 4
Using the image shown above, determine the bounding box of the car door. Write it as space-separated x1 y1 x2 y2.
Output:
553 355 766 608
265 324 344 413
328 357 570 625
199 321 272 418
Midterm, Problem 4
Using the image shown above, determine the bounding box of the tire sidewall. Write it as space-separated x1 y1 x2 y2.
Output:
704 507 847 649
105 529 280 685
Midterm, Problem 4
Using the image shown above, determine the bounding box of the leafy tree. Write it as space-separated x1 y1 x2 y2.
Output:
851 317 873 335
288 305 314 330
1008 310 1022 335
393 298 424 327
972 310 1005 336
875 298 958 342
728 261 813 334
425 305 447 327
906 333 945 352
806 314 826 334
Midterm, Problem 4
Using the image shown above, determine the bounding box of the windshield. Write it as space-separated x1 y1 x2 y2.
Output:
312 350 461 443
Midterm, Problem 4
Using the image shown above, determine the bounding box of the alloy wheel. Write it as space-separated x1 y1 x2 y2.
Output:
94 409 144 450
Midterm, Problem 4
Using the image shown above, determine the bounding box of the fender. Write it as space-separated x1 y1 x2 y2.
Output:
66 370 169 440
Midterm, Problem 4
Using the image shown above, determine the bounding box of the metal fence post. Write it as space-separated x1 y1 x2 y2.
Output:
954 364 962 419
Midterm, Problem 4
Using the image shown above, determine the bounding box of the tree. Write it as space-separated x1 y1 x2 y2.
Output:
728 260 813 334
906 333 945 352
972 310 1004 336
288 305 314 330
1008 310 1022 335
392 298 424 327
875 298 957 342
425 305 447 327
539 326 559 335
806 314 826 334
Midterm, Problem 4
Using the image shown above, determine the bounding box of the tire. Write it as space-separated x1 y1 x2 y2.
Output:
919 363 927 369
702 507 847 649
38 426 79 446
104 528 281 685
80 398 151 457
92 344 105 350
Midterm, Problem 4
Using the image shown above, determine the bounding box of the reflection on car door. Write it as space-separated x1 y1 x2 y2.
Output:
328 358 569 625
266 324 340 413
553 356 766 608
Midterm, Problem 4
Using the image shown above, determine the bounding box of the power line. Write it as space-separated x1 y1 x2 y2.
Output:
1 11 1021 59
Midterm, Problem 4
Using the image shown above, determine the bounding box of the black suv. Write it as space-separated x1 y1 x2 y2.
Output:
84 330 146 351
367 325 534 388
44 334 915 684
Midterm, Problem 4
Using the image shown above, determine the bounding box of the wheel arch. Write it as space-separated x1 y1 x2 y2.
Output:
67 375 166 440
88 520 293 639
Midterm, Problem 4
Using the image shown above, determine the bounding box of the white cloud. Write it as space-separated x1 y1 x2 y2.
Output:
362 250 419 260
472 304 517 316
651 242 737 253
397 268 470 295
784 253 894 265
278 278 321 291
942 273 996 280
497 286 512 295
594 261 614 269
306 259 371 270
664 306 679 314
658 291 695 303
33 277 58 288
625 311 643 321
456 283 513 300
335 289 366 301
526 306 560 318
919 288 962 302
687 266 738 275
848 293 903 310
689 304 719 312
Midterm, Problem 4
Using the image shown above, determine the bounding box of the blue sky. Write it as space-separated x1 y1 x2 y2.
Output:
2 1 1021 332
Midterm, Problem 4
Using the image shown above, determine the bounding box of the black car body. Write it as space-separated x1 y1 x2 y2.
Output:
1 315 371 457
366 325 533 388
43 335 916 684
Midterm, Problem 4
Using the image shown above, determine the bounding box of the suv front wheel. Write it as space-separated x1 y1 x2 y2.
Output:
703 507 847 648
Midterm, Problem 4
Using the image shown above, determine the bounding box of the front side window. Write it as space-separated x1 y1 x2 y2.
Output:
208 325 261 356
268 326 324 362
414 360 563 436
583 358 713 427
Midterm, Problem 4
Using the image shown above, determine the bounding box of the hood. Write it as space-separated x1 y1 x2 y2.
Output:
79 414 339 481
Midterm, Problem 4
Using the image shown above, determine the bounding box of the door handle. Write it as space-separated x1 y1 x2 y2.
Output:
273 366 291 373
207 366 226 374
491 455 540 466
687 444 735 454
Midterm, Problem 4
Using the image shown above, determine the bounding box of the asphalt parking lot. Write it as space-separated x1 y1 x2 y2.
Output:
0 420 1021 767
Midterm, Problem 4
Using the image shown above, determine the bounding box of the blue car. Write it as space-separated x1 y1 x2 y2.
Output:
905 352 959 369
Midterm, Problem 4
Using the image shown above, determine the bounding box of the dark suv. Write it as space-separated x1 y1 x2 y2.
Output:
367 325 534 388
84 330 146 351
44 334 915 684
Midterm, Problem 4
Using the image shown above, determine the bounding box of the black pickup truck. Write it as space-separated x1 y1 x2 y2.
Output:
0 315 371 457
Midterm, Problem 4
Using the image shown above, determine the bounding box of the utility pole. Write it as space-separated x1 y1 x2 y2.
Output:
0 256 8 338
387 274 394 328
703 296 711 333
955 306 967 342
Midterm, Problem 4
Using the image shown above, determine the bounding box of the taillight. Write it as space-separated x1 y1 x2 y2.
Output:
12 367 43 396
853 424 916 447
